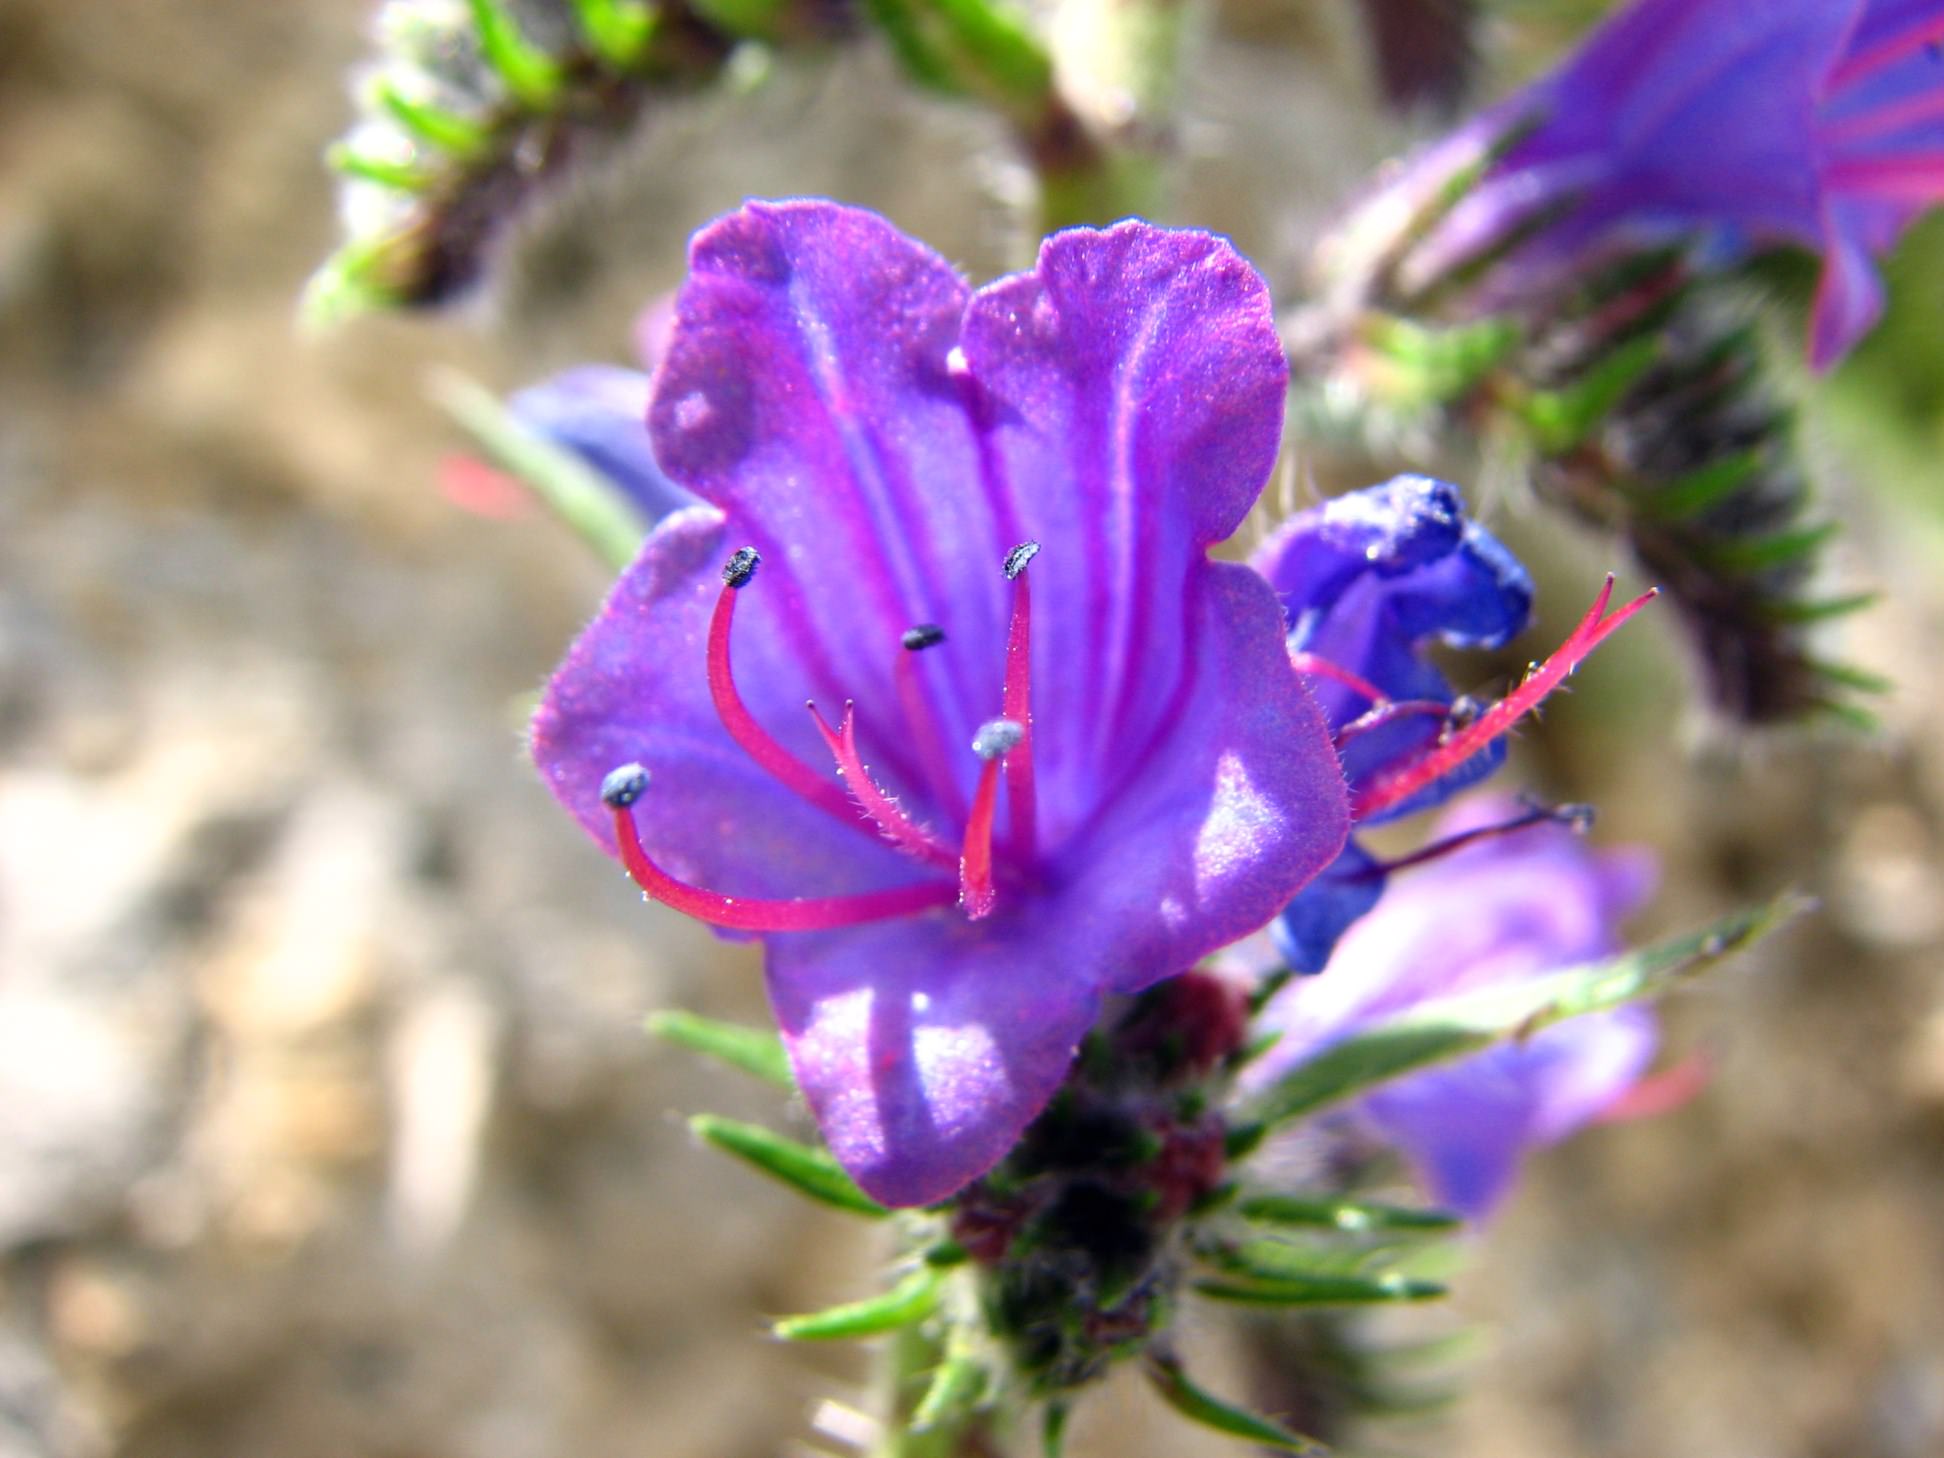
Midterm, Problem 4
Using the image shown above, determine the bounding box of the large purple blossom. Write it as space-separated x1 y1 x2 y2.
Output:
1249 795 1660 1218
1249 476 1533 972
532 201 1352 1207
1381 0 1944 368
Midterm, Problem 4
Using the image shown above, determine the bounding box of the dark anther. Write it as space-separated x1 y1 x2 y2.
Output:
972 718 1025 761
721 547 761 588
600 763 651 808
902 623 947 651
1003 541 1041 580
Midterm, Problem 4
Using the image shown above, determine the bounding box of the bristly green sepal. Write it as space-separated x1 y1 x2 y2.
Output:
1144 1356 1331 1455
773 1266 944 1341
689 1114 889 1217
1242 893 1804 1133
1234 1194 1460 1234
646 1009 795 1088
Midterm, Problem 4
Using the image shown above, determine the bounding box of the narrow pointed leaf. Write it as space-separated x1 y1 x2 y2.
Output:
1041 1402 1069 1458
1243 893 1803 1131
1235 1193 1460 1234
773 1266 942 1341
375 81 494 156
432 371 649 569
1516 334 1659 453
911 1347 985 1431
326 144 436 191
1638 448 1763 520
467 0 565 106
567 0 658 65
690 1114 889 1217
646 1009 794 1088
1759 592 1878 625
1704 522 1841 574
1145 1357 1330 1456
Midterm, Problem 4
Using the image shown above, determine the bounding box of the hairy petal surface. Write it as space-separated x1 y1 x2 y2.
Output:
773 563 1347 1206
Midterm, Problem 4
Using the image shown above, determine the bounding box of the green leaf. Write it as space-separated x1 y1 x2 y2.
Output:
1703 521 1841 574
1242 893 1804 1133
1363 314 1519 405
468 0 566 106
375 80 494 157
1515 333 1660 453
431 370 649 570
567 0 658 66
688 0 791 39
773 1266 942 1341
1041 1401 1070 1458
646 1010 793 1088
1639 448 1763 521
1234 1194 1460 1234
1145 1357 1330 1456
1758 592 1879 626
326 143 436 192
1195 1274 1445 1307
910 1344 985 1430
923 0 1052 104
689 1114 889 1218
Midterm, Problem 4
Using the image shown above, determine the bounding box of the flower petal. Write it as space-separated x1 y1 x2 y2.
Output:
1252 476 1531 820
510 365 695 523
531 506 913 898
774 563 1348 1205
647 201 1001 813
958 222 1292 847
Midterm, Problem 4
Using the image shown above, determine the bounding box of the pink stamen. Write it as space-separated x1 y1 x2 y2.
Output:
608 802 955 933
806 701 958 868
1351 577 1658 821
1829 13 1944 91
1333 698 1455 751
894 642 970 823
1355 801 1593 879
707 574 869 831
1824 155 1944 202
959 755 1002 921
1290 650 1391 707
1825 90 1944 148
1001 550 1038 862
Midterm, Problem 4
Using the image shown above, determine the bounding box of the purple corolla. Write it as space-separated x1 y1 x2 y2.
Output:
1375 0 1944 369
532 201 1352 1207
1250 476 1534 972
1250 796 1660 1218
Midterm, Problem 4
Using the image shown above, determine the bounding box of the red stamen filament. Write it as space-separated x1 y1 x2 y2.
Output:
707 581 874 832
959 755 1003 920
1290 650 1391 706
609 802 955 932
1824 155 1944 202
1001 569 1037 862
894 650 969 823
807 701 958 868
1351 577 1658 821
1351 802 1591 880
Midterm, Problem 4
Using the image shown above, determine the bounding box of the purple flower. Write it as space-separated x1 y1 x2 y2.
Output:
531 201 1352 1207
1249 796 1660 1218
1248 476 1533 971
1382 0 1944 368
508 300 696 524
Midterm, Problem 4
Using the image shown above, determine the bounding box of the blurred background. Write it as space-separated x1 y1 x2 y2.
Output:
2 1 1942 1455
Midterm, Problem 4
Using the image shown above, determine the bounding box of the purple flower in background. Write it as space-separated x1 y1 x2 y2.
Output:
532 201 1351 1207
1249 476 1533 971
1379 0 1944 368
1250 796 1660 1218
509 311 697 524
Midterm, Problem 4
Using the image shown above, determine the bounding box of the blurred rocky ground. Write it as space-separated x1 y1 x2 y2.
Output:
1 2 1942 1456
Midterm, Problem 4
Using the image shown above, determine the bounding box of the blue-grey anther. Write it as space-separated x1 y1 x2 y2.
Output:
722 546 761 587
1002 541 1041 580
902 623 946 651
600 763 651 808
972 719 1025 761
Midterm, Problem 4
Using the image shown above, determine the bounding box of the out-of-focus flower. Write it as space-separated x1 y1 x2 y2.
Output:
1250 476 1533 971
1250 796 1660 1218
509 364 695 524
531 200 1351 1207
1360 0 1944 368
